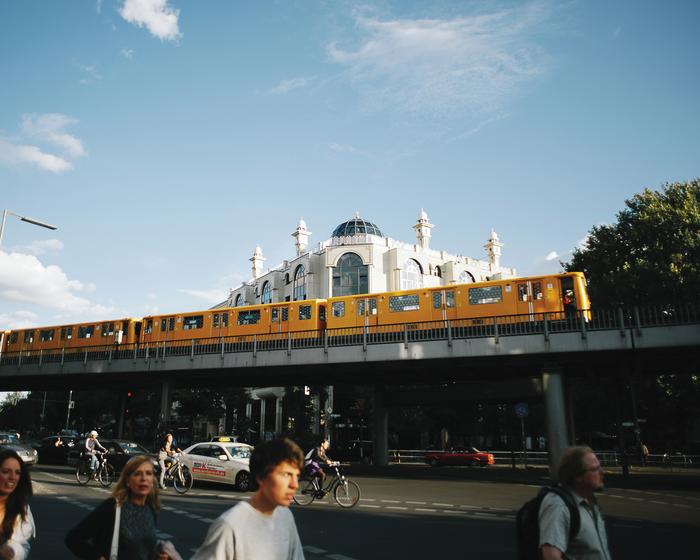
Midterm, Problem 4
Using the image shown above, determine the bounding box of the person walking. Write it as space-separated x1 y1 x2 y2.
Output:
539 445 612 560
192 438 305 560
65 454 180 560
0 449 35 560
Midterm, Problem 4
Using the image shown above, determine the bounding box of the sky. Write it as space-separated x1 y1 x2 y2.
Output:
1 0 698 332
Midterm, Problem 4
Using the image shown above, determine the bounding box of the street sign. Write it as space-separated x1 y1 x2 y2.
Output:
621 421 634 427
68 400 75 409
515 402 529 418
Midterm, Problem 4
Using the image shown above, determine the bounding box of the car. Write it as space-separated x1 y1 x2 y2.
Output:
31 436 79 465
0 432 38 465
424 446 495 467
67 439 153 472
180 440 253 491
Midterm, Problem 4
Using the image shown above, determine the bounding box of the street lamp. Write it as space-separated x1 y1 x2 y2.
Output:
0 209 57 249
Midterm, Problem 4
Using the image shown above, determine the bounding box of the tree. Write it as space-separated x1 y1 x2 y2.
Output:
564 179 700 306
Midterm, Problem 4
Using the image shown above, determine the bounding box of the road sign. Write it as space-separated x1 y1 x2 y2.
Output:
515 402 529 418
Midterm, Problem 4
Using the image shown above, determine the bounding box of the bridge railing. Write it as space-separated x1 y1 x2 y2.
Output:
1 303 698 367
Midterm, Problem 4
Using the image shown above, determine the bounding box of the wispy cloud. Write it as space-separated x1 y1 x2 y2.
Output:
545 250 559 261
328 142 366 156
16 239 64 256
177 288 228 304
267 77 314 95
119 0 182 41
73 60 103 84
20 113 86 158
120 48 135 59
0 138 73 172
327 4 550 117
0 310 38 330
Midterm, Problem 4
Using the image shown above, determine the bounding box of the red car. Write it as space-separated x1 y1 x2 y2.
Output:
425 447 495 467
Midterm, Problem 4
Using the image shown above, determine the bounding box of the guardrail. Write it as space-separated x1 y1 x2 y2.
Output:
1 303 698 368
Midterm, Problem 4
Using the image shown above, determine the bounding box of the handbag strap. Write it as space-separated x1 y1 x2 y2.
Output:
110 504 121 560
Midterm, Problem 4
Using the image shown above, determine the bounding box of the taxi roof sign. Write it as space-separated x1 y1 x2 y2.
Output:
210 435 237 442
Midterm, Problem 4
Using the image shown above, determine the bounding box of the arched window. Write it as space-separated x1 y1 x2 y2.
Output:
293 265 307 301
261 281 272 304
434 266 442 278
234 294 244 307
400 259 423 290
332 253 368 296
459 270 476 284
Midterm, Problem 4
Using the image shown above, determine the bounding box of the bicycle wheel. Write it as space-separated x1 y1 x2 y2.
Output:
293 477 316 506
76 461 90 485
173 465 193 494
99 463 116 487
333 479 360 508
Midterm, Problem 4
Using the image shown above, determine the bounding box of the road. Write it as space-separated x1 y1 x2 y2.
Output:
29 465 700 559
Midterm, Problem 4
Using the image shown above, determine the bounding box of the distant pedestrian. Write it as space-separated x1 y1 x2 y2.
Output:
640 443 649 465
192 437 305 560
65 454 181 560
539 446 612 560
0 449 35 559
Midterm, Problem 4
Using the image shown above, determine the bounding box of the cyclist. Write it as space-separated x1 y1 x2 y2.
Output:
305 438 333 491
158 433 182 489
84 430 107 478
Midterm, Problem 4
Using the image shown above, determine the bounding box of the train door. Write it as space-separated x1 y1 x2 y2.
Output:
516 281 548 319
212 312 228 337
160 316 175 341
430 289 458 322
270 306 289 333
560 277 577 313
357 297 378 328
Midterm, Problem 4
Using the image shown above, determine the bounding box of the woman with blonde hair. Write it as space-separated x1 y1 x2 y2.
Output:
66 454 180 559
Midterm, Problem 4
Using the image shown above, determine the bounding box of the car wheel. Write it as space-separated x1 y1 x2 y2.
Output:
236 470 252 492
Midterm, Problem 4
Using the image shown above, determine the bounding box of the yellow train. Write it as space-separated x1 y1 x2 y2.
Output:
2 272 589 354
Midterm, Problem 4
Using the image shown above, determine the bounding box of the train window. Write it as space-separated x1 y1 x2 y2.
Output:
445 291 455 307
78 326 94 339
433 292 441 309
237 310 260 326
332 302 345 318
161 319 167 331
518 284 528 302
389 294 420 312
221 313 228 327
183 315 204 330
23 331 34 344
271 308 279 322
533 282 543 300
468 286 503 305
145 320 153 334
10 333 18 344
61 327 72 340
168 318 175 331
282 308 288 321
101 323 114 336
358 298 377 315
299 305 312 320
213 314 220 328
40 329 55 342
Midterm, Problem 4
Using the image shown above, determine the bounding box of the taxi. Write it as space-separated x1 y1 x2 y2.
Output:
180 438 253 491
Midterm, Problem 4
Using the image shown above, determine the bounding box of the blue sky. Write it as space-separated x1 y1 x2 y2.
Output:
1 0 698 331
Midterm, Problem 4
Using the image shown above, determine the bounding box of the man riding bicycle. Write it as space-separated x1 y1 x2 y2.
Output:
305 438 333 489
158 432 182 489
84 430 107 477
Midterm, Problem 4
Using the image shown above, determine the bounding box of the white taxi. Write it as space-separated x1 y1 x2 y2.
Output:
181 439 253 491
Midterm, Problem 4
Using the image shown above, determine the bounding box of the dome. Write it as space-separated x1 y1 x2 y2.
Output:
331 216 383 238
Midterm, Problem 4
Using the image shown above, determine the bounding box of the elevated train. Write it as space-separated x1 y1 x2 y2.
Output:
2 272 589 355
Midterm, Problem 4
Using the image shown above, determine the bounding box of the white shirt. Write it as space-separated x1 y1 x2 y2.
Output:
7 506 35 560
192 501 305 560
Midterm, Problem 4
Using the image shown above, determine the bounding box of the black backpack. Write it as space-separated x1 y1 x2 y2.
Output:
516 485 581 560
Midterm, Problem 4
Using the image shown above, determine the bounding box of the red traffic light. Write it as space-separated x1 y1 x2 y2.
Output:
127 391 133 398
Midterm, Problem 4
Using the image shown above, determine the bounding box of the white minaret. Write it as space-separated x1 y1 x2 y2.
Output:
250 245 265 279
291 217 311 256
484 229 503 269
413 208 434 249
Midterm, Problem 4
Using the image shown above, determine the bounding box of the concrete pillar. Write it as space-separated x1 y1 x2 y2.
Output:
117 392 127 439
373 384 389 466
542 369 568 478
259 399 266 441
245 402 252 420
275 397 283 435
324 385 334 445
159 380 172 430
311 394 320 435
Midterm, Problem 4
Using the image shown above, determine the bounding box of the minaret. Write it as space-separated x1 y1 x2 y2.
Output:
291 217 311 256
413 208 434 249
250 246 265 279
484 229 503 269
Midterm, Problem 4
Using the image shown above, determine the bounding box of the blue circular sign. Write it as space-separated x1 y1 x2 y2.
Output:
515 402 529 418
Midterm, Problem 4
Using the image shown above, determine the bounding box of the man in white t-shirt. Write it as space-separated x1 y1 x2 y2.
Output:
192 438 305 560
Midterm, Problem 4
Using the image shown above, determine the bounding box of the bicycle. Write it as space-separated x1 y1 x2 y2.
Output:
157 453 193 494
293 462 360 508
76 451 115 487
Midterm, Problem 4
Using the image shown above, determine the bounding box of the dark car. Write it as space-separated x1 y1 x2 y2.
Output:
32 436 79 465
67 439 153 472
425 446 496 467
0 432 38 465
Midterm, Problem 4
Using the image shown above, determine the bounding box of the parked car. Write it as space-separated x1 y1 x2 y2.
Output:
180 440 253 491
67 439 153 472
425 447 495 467
0 432 38 465
31 436 79 465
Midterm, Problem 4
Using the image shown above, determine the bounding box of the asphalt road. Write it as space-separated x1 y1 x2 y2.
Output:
28 465 700 559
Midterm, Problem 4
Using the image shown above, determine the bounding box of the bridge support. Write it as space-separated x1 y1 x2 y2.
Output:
159 380 172 431
259 398 266 441
373 384 389 466
542 368 568 478
117 391 127 439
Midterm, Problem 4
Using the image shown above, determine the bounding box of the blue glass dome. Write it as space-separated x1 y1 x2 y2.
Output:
331 217 383 238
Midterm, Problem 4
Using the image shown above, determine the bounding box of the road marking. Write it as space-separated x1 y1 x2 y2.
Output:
649 501 668 505
406 501 426 505
326 554 358 560
187 514 203 519
303 546 327 554
606 494 625 499
359 504 380 509
414 508 437 512
459 505 480 510
627 497 644 502
199 517 214 522
431 502 453 507
157 532 174 539
380 499 401 503
360 498 376 502
386 506 408 510
673 504 692 509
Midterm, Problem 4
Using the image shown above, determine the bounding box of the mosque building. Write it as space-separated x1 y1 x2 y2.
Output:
216 210 516 309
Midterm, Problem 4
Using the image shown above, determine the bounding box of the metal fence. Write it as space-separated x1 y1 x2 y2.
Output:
2 303 698 367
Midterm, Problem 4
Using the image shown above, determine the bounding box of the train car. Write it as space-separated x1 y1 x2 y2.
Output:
140 300 327 344
325 272 590 330
4 318 141 354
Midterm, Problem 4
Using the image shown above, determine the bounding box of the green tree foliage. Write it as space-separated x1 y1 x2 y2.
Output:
564 179 700 306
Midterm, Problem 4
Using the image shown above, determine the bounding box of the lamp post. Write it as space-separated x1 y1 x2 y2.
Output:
0 209 57 249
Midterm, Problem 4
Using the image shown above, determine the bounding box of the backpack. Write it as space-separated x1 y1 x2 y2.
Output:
516 485 581 560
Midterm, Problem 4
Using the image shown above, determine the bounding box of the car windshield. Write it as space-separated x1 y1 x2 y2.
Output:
225 445 252 459
120 442 149 455
0 434 19 445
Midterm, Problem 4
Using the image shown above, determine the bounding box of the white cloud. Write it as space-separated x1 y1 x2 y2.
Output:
72 61 103 84
328 142 363 155
0 310 38 330
176 288 228 304
120 48 135 59
267 77 314 95
0 251 114 317
576 234 590 251
327 4 550 117
17 239 64 256
545 251 559 261
0 138 73 172
119 0 182 41
20 113 86 158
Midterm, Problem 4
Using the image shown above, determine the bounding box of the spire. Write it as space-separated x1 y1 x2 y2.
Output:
413 208 434 249
291 217 312 256
484 229 503 269
250 245 266 278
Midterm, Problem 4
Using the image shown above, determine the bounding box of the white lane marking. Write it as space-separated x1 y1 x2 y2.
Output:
199 517 214 522
431 502 454 507
650 501 668 505
628 497 644 502
326 554 358 560
607 494 625 499
415 508 437 512
303 546 327 554
359 505 381 509
386 506 408 510
360 498 376 502
157 532 174 539
406 501 426 505
380 499 401 503
187 514 203 519
674 504 692 509
459 505 480 510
